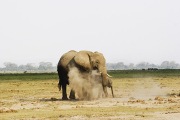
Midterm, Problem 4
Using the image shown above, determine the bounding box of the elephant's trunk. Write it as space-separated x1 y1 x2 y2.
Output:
99 66 108 97
111 86 114 97
102 73 108 86
99 66 108 85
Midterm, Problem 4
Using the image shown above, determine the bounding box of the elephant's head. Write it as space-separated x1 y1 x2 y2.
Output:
74 50 111 97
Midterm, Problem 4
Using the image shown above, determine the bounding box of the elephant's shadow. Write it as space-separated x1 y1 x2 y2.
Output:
39 97 80 102
18 98 79 103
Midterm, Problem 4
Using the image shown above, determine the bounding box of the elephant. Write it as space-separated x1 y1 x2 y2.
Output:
91 71 114 98
57 50 114 100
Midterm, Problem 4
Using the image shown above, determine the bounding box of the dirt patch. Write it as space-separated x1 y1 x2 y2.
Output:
0 78 180 119
0 107 17 113
130 78 168 100
10 102 47 110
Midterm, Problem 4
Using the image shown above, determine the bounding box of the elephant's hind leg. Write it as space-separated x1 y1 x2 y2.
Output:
62 84 68 100
69 89 76 99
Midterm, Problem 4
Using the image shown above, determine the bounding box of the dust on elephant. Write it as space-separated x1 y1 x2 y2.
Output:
57 50 114 100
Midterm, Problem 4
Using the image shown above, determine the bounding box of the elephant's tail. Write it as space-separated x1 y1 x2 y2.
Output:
57 64 67 91
57 64 62 91
58 82 61 91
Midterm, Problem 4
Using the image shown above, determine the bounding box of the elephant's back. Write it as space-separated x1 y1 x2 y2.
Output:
58 50 77 70
73 51 92 71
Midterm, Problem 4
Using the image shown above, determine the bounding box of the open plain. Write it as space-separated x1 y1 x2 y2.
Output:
0 70 180 120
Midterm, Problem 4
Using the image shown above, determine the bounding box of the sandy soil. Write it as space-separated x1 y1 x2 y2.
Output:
0 77 180 120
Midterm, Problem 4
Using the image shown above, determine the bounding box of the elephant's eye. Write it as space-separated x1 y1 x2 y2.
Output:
96 60 99 64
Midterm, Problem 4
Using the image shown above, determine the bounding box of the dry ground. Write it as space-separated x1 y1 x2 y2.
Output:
0 77 180 120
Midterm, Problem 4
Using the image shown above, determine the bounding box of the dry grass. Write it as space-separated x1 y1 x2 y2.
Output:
0 77 180 120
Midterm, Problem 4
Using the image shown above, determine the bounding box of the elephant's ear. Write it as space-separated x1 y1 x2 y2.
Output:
74 51 92 70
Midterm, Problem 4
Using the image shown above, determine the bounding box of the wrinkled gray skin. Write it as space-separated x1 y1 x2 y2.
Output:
57 50 114 100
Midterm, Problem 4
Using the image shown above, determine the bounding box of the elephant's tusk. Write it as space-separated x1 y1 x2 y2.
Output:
107 73 112 78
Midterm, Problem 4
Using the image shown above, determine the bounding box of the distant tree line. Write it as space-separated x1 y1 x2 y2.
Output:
107 61 180 70
0 62 56 73
0 61 180 72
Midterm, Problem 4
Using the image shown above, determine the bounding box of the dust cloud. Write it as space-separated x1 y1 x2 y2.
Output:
130 78 167 100
68 67 104 100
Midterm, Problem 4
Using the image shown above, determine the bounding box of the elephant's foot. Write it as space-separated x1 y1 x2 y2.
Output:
69 95 76 100
62 96 68 100
69 90 76 99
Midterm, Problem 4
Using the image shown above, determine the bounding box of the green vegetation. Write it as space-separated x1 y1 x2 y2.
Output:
108 69 180 78
0 73 58 80
0 69 180 81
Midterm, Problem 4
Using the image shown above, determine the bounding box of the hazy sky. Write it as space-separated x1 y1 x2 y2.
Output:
0 0 180 67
